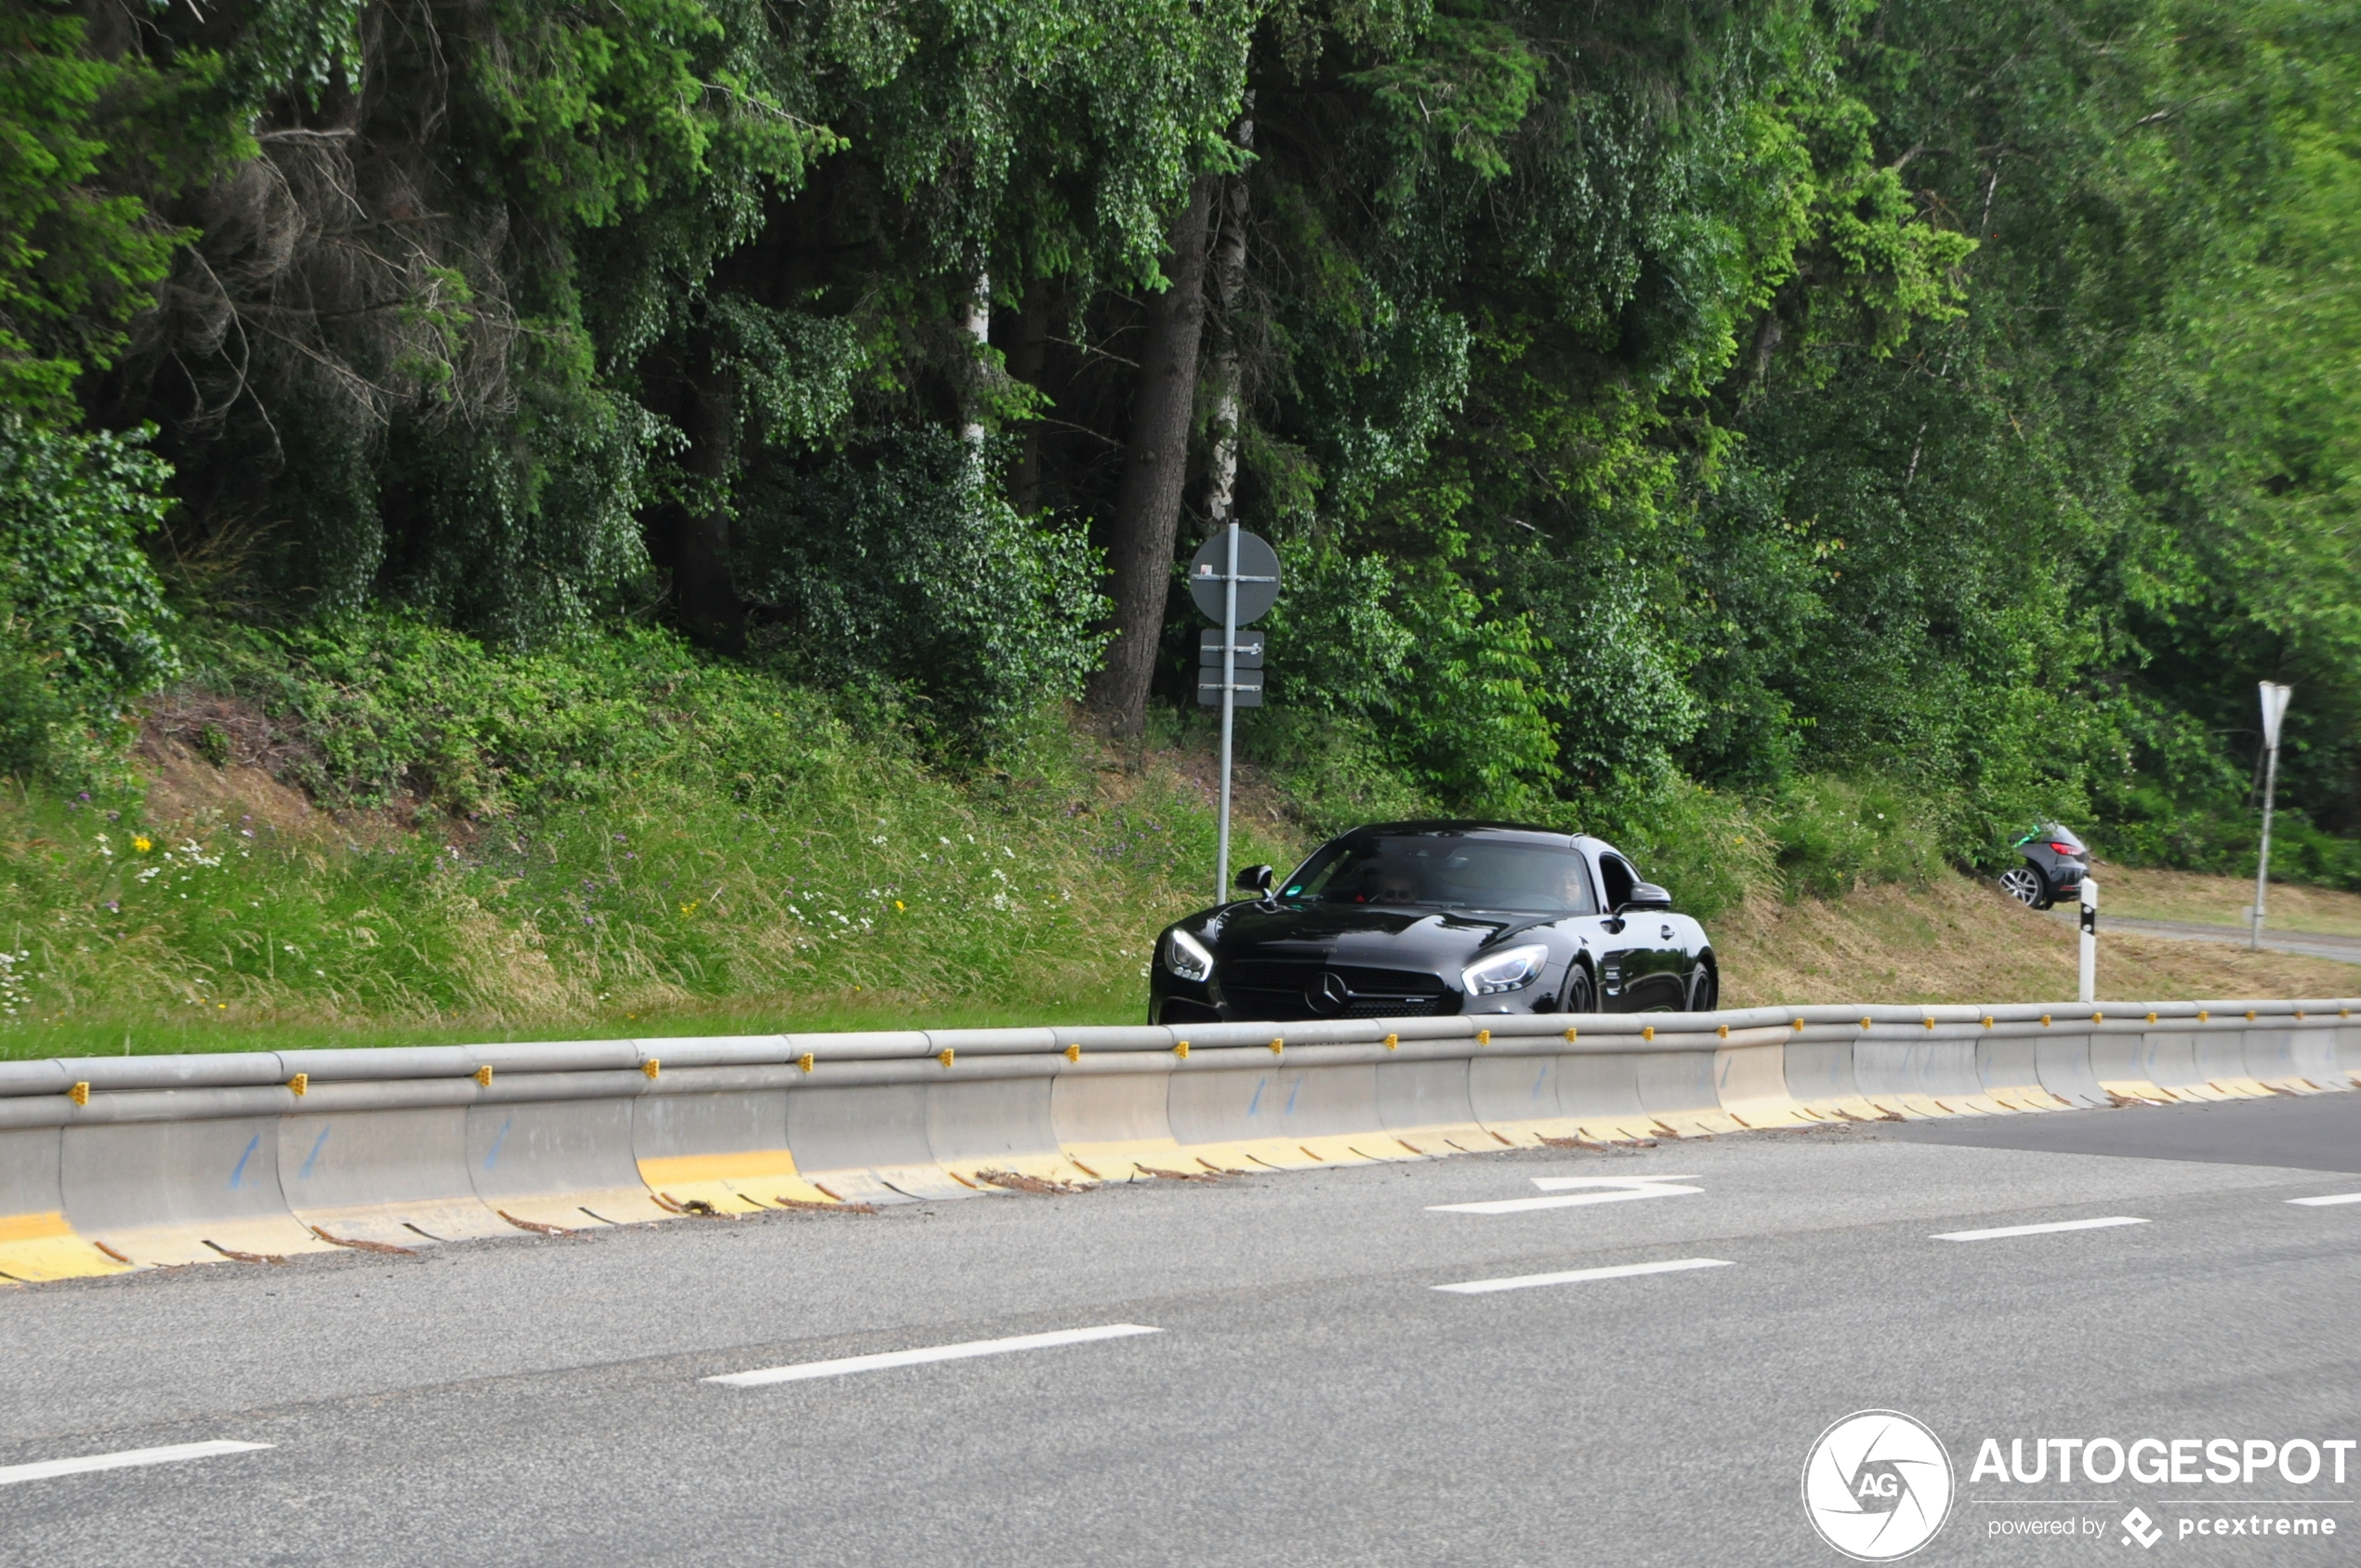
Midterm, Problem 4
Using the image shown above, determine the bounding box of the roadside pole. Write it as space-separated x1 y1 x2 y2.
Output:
2078 875 2098 1005
1218 522 1238 900
2252 681 2292 950
1188 530 1281 906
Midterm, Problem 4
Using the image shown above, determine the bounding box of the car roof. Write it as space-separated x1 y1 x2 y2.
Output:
1342 820 1589 849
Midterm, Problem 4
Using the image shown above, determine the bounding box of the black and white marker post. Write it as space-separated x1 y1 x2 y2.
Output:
2078 874 2098 1005
1189 524 1281 903
2251 680 2293 950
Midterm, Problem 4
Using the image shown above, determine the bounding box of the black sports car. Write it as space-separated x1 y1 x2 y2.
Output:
1150 821 1717 1024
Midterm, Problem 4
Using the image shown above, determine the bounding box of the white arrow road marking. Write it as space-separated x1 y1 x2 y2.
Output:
0 1441 272 1488
705 1324 1163 1387
2288 1192 2361 1206
1435 1258 1734 1294
1428 1176 1704 1215
1932 1217 2149 1242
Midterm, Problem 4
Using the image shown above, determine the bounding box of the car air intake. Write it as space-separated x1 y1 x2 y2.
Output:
1221 961 1452 1021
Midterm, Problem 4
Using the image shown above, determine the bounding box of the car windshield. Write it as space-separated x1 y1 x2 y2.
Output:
1281 836 1597 916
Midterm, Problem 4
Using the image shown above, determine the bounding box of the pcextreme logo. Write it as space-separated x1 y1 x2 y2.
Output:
1803 1410 1957 1561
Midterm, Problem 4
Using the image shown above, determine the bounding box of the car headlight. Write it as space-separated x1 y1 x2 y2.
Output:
1461 942 1550 996
1161 928 1215 983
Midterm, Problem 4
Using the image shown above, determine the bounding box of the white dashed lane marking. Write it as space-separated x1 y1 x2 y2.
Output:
1434 1258 1734 1295
705 1324 1163 1388
0 1441 272 1488
2287 1192 2361 1206
1932 1217 2150 1242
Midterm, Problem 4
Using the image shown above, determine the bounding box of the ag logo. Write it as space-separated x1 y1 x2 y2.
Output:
1802 1410 1955 1561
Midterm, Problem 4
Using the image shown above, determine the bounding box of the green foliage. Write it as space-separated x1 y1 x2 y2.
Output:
1258 537 1557 810
1759 774 1950 900
0 418 178 779
733 428 1111 746
0 8 191 419
185 615 851 816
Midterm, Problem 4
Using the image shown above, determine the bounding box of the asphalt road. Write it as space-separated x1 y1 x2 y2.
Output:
2050 908 2361 966
4 1106 2357 1567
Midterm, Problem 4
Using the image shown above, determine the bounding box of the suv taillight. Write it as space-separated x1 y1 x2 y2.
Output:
2049 842 2079 855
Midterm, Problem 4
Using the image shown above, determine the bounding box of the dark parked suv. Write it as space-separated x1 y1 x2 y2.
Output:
1999 824 2090 910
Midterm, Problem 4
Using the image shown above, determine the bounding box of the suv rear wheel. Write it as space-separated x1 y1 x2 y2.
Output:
1998 863 2052 910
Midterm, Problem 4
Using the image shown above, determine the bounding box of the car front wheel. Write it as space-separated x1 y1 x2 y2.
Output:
1560 961 1598 1016
1688 959 1718 1014
1998 863 2051 910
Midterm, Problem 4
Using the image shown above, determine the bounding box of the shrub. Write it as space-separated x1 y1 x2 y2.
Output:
733 428 1109 750
0 419 179 780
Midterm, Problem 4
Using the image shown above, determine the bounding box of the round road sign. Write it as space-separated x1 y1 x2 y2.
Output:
1186 529 1282 626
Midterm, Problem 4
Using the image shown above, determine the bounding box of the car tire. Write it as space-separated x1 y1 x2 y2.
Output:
1688 958 1718 1014
1998 863 2052 910
1560 961 1598 1016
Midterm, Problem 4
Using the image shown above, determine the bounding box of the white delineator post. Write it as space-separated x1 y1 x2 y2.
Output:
2077 875 2098 1006
1216 520 1238 903
2252 680 2292 950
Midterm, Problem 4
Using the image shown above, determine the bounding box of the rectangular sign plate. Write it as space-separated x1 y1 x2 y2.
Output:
1196 666 1265 706
1197 629 1265 667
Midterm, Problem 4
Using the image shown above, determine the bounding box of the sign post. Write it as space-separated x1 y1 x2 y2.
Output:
1189 526 1280 903
2252 681 2293 950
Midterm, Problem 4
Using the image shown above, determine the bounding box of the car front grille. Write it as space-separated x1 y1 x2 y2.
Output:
1219 961 1452 1021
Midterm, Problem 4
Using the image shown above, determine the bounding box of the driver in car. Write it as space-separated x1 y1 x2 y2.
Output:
1361 863 1427 905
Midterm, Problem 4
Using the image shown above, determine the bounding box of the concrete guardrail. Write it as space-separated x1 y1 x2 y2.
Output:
2 999 2354 1283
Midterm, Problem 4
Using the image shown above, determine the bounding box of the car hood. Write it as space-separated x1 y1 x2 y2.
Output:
1194 900 1537 968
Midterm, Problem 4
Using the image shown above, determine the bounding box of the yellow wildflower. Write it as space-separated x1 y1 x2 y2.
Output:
133 837 152 853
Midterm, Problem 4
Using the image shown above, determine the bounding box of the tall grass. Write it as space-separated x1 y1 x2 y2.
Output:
0 623 1307 1060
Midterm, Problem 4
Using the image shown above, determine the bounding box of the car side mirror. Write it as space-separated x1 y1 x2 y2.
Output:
1616 882 1673 915
1235 863 1274 894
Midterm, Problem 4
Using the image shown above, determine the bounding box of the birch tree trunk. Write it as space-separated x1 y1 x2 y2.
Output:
1204 96 1255 529
962 268 991 445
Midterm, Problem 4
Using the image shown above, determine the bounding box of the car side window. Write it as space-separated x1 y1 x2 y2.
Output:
1600 855 1637 912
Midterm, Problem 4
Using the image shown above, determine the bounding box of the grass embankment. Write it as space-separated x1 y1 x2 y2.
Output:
0 621 1311 1060
1716 872 2361 1007
3 620 2353 1062
2094 863 2361 939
